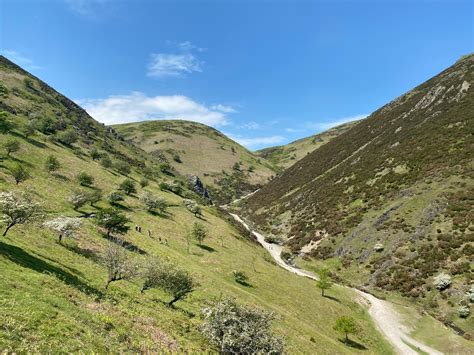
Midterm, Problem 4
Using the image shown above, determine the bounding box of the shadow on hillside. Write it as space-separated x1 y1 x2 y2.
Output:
324 295 341 303
107 235 147 255
149 210 173 219
64 244 101 263
0 242 103 298
52 173 70 181
25 137 47 149
152 298 195 317
338 338 367 350
197 244 216 253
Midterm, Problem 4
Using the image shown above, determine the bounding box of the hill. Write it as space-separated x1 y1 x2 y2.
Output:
257 121 358 170
240 54 474 336
0 56 400 353
112 120 276 203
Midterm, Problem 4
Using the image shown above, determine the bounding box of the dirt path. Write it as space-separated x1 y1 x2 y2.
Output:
228 212 443 355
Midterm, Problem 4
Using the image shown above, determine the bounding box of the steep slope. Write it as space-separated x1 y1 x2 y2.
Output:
257 121 358 171
0 57 397 353
241 54 474 336
113 120 275 203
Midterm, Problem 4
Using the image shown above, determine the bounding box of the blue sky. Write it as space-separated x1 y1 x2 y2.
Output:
1 0 473 149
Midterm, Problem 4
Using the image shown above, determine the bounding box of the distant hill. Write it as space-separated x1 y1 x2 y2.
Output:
112 120 276 203
241 54 473 332
257 121 358 170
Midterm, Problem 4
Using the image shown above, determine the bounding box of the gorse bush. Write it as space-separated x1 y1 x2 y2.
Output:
200 297 284 354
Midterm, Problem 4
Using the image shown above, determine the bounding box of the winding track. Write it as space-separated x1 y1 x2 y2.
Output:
227 212 443 355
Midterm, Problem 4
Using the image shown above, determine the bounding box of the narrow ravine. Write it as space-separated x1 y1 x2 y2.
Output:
227 212 443 355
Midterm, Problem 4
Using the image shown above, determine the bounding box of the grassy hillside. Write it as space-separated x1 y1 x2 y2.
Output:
241 54 474 339
113 120 276 203
257 121 358 171
0 57 396 353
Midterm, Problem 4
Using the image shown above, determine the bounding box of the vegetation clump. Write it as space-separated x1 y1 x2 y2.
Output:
140 192 168 214
119 179 136 195
433 272 452 290
103 242 136 289
95 208 130 237
0 191 42 236
10 164 30 185
77 172 94 187
44 216 81 243
334 316 357 344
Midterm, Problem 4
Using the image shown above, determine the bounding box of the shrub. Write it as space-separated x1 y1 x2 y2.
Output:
316 268 333 297
44 216 81 243
21 121 36 138
45 155 61 173
103 242 136 289
115 161 131 175
90 147 101 160
334 316 357 344
119 179 136 195
433 272 452 290
95 208 130 237
57 128 78 146
458 305 470 318
467 285 474 302
183 199 202 216
139 178 149 188
159 163 172 174
88 189 102 207
264 235 283 244
107 191 124 205
77 172 94 187
0 191 42 236
173 154 182 163
37 117 57 135
200 298 284 354
4 139 20 156
68 191 89 210
141 258 195 306
159 181 183 195
100 154 112 168
140 192 168 214
9 164 30 185
233 270 250 286
0 111 14 133
192 222 207 245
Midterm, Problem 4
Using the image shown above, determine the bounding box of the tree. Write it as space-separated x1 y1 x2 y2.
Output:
57 128 78 146
0 191 42 236
139 178 149 188
140 192 168 214
90 147 101 160
316 268 333 297
77 172 94 187
10 164 30 185
68 191 89 210
0 111 14 134
115 160 131 176
183 199 202 217
334 316 357 344
107 191 124 205
21 120 36 138
200 298 284 354
95 208 130 237
88 189 102 207
119 179 136 195
44 216 81 243
4 139 20 157
100 154 112 169
103 242 136 289
141 258 195 306
192 222 207 245
45 155 61 173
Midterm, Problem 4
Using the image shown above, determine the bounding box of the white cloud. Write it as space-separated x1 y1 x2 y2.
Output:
225 133 286 148
78 92 231 126
307 114 367 131
2 50 42 70
239 121 261 130
65 0 109 18
147 41 203 78
211 104 238 113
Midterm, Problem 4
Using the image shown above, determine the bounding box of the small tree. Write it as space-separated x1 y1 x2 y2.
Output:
141 258 195 306
57 128 78 146
140 192 168 214
22 120 36 138
4 139 20 157
0 111 14 133
95 208 130 237
192 222 207 246
334 316 357 344
115 161 131 176
183 199 202 217
316 268 333 297
139 178 149 188
44 216 81 243
90 147 101 160
88 189 102 207
68 191 89 210
77 172 94 187
200 298 284 354
10 164 30 185
101 154 112 169
107 191 124 206
119 179 136 195
0 191 42 236
103 242 136 289
45 155 61 173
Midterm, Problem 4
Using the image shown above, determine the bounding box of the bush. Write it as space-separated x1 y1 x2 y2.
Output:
334 316 357 344
0 191 42 236
107 191 124 205
44 216 81 243
233 270 250 286
139 178 149 188
115 160 131 175
183 199 202 216
57 128 78 146
77 172 94 187
4 139 20 156
119 179 136 195
0 111 14 133
159 181 183 195
140 192 168 214
200 298 284 354
141 258 195 306
95 208 130 237
90 147 101 160
467 285 474 303
37 117 57 135
101 154 112 168
192 222 207 245
45 155 61 173
433 272 452 290
10 164 30 185
458 305 470 318
103 242 136 289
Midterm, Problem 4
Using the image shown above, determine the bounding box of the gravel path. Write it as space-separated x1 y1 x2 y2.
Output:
228 213 443 355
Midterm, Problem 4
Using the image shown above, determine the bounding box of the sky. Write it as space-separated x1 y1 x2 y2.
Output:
1 0 473 150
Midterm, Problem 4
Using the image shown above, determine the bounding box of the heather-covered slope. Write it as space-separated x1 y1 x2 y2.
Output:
257 121 358 171
113 120 276 203
241 54 474 336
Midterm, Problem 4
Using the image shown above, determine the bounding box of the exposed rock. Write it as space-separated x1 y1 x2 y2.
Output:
188 175 211 201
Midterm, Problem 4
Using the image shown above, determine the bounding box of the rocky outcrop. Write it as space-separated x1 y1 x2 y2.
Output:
188 175 211 202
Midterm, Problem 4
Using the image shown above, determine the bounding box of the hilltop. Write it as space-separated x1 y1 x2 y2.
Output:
113 120 275 203
257 121 358 171
241 54 474 338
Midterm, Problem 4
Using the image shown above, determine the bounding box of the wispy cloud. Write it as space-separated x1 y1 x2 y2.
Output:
225 133 286 149
65 0 110 18
211 104 238 113
2 50 42 71
307 114 367 131
78 92 231 126
147 41 204 78
238 121 261 130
